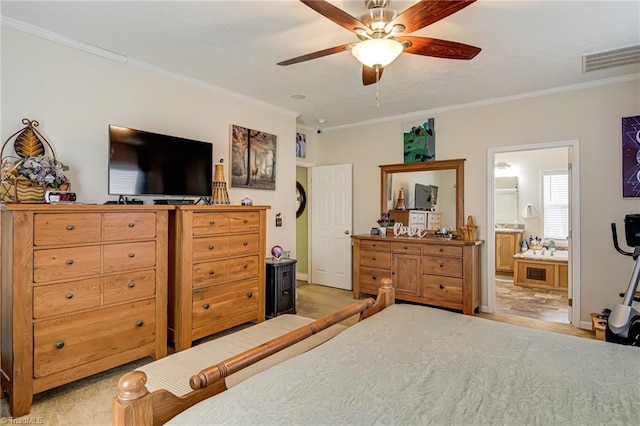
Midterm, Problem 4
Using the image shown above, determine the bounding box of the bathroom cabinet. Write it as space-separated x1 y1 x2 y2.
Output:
495 230 523 274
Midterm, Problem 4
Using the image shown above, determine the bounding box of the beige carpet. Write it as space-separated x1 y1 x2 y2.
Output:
0 281 594 424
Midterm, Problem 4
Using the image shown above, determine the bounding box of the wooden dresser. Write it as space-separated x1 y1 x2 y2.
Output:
168 205 269 351
0 204 171 417
352 234 482 315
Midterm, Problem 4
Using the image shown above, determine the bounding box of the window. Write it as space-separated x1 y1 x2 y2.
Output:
543 171 569 240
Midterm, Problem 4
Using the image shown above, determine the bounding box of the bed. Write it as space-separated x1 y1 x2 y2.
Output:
113 281 640 425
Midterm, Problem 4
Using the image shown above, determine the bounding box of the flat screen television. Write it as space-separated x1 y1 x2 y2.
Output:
108 125 213 197
415 183 438 210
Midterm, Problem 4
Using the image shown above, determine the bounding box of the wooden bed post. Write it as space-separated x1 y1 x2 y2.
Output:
112 371 153 426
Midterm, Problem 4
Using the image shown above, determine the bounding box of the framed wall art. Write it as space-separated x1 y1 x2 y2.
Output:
296 132 307 158
403 118 435 163
230 124 277 190
622 115 640 198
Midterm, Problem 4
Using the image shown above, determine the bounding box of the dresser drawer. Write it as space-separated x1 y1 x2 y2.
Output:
191 279 259 334
34 246 101 282
102 270 156 304
103 241 156 273
422 256 463 277
193 236 229 261
192 259 230 288
229 255 259 280
34 213 102 246
33 299 156 378
359 240 391 252
193 213 230 236
359 267 391 294
229 212 260 233
227 233 260 257
33 278 101 318
422 275 463 305
103 212 156 241
359 250 391 269
422 245 462 258
392 241 422 254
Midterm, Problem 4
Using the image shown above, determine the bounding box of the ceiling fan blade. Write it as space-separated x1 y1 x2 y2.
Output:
300 0 367 34
397 36 481 60
389 0 477 34
277 43 356 66
362 65 384 86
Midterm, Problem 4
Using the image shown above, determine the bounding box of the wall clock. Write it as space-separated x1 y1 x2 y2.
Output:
296 181 306 218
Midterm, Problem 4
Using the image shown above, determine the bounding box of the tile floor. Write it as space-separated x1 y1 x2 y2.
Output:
495 274 569 324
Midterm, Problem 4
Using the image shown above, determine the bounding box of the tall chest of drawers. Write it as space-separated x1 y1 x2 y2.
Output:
352 235 482 315
169 206 269 351
0 205 171 417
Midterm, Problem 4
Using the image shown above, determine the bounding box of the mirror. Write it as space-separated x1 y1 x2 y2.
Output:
380 159 465 232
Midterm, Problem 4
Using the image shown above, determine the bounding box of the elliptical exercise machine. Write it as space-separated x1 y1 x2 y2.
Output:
607 214 640 345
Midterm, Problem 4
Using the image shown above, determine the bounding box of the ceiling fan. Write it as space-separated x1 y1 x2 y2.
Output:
277 0 481 86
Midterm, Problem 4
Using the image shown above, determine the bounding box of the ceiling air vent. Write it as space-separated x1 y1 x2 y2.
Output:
583 44 640 73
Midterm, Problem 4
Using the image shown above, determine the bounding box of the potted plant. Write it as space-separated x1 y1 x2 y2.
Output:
376 212 395 237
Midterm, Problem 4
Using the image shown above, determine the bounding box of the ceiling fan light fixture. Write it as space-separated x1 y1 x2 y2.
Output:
351 38 403 68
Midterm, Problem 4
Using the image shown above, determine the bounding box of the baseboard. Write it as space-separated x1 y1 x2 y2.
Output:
297 272 308 282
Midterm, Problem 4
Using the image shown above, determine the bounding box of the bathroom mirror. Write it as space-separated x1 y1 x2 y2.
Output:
380 159 465 232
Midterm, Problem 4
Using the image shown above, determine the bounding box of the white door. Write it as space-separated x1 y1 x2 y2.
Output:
311 164 353 290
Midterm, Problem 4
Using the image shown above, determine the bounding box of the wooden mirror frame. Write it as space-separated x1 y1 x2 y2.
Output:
380 158 465 232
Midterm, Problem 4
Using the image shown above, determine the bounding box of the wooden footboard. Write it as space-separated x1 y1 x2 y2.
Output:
112 280 394 426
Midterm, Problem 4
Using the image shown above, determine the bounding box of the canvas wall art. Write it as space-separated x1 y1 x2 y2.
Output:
230 124 277 190
403 118 435 163
622 115 640 198
296 132 307 158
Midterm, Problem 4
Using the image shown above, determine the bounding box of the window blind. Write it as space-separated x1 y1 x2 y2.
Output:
543 171 569 240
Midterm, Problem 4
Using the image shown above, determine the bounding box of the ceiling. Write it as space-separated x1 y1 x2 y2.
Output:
2 1 639 129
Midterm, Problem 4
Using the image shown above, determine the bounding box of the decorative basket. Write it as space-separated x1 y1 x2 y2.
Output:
1 119 70 203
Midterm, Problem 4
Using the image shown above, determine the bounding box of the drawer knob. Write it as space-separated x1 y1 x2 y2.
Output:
243 219 248 224
439 248 444 252
66 225 75 231
129 252 135 258
439 284 445 289
209 270 215 276
209 245 215 250
439 262 445 268
283 290 289 296
66 259 74 265
128 222 135 228
404 246 408 250
136 320 144 327
243 241 248 246
128 282 136 288
55 341 65 349
203 303 210 310
243 264 248 269
372 274 377 280
372 257 376 261
247 292 253 298
66 293 73 299
209 220 215 225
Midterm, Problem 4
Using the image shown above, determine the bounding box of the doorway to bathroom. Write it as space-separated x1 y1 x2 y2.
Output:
487 141 580 326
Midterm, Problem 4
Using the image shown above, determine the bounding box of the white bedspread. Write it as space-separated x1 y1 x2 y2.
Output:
170 304 640 425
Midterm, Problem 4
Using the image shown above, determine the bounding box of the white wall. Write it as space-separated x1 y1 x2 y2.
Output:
317 79 640 325
1 27 299 253
495 147 569 239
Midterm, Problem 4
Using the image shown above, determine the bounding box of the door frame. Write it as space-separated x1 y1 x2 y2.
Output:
486 140 581 326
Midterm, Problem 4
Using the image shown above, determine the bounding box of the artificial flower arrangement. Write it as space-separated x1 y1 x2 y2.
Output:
17 155 70 189
376 211 395 228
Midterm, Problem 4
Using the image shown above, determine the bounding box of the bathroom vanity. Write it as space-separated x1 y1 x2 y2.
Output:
513 250 568 291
